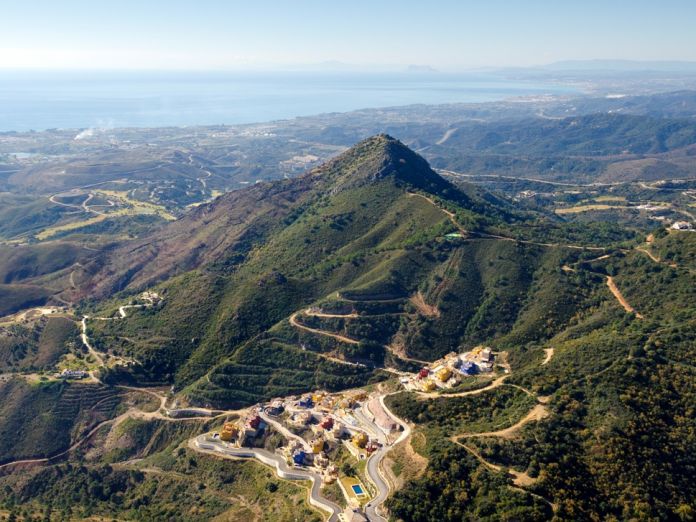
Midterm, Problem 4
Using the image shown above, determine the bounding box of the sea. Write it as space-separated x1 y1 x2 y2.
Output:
0 70 577 132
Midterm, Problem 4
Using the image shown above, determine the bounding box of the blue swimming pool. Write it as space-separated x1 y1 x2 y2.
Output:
351 484 365 496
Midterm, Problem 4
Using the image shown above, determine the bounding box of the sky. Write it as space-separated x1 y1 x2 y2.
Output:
2 0 696 70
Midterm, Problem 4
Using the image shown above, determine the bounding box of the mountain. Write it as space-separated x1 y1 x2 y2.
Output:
73 135 628 407
1 135 694 521
433 113 696 156
406 65 438 73
425 112 696 183
82 135 470 296
78 135 523 397
543 59 696 72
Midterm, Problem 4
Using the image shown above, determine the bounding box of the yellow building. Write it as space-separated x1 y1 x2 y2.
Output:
422 379 436 392
311 438 325 454
312 392 325 403
437 367 452 382
220 422 239 442
352 432 368 448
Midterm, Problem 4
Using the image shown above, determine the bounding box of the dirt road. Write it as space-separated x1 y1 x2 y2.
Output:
453 441 537 487
417 373 509 399
289 312 360 345
408 192 606 251
606 276 644 319
541 348 554 366
454 404 549 441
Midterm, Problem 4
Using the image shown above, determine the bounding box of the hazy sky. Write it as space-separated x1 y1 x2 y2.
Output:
2 0 695 70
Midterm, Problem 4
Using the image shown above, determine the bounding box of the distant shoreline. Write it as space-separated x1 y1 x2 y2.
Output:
0 70 577 132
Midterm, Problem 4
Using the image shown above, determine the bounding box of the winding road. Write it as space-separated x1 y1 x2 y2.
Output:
409 347 554 509
453 404 549 441
192 436 342 522
79 294 163 374
290 311 362 346
290 308 431 367
0 414 122 470
0 384 238 472
188 387 410 522
80 315 105 367
363 394 411 522
541 348 554 366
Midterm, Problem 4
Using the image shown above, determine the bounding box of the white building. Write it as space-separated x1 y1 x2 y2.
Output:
671 221 693 230
59 369 87 379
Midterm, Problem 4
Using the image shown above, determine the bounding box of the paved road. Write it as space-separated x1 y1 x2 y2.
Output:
197 396 406 522
364 449 390 522
362 394 410 522
193 436 341 522
258 410 312 452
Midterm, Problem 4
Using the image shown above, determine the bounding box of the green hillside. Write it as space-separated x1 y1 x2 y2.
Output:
0 379 122 464
0 134 694 521
77 139 513 396
79 136 644 407
384 232 696 521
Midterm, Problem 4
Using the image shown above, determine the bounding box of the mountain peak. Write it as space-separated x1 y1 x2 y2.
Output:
309 134 452 195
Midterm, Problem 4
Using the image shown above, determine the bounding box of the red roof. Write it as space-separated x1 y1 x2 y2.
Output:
248 415 261 429
418 368 429 378
320 416 334 429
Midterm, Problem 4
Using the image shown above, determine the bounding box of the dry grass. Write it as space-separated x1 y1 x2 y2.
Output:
594 195 626 202
382 434 428 490
555 204 627 215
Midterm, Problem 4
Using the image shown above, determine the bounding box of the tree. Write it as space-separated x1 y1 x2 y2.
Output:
676 504 694 522
340 462 356 477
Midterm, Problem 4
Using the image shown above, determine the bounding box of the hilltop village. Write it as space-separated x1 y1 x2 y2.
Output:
195 346 504 521
200 386 405 521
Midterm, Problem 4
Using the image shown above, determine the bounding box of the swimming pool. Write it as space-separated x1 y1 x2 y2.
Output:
351 484 365 496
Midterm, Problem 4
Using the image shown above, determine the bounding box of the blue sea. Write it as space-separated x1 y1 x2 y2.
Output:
0 70 576 132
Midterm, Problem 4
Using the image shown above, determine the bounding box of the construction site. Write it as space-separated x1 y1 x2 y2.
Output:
400 346 500 392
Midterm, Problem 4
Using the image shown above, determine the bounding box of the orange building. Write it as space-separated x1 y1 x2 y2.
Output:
220 422 240 442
